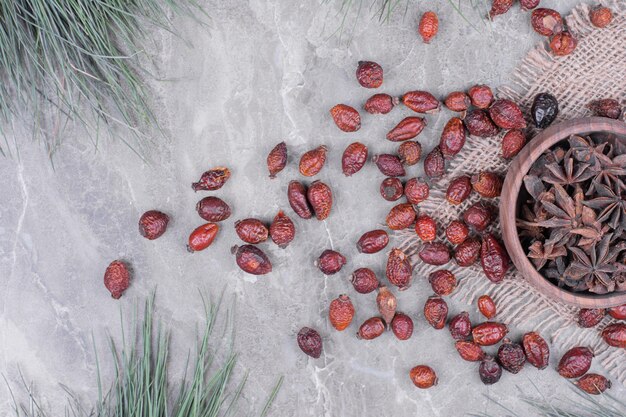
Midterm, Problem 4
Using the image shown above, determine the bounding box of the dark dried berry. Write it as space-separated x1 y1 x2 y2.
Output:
329 295 355 331
377 285 397 325
235 218 269 244
471 171 503 198
424 146 445 179
481 234 510 283
405 178 430 204
402 91 440 114
374 154 406 177
429 270 457 296
424 296 448 329
288 181 313 219
386 248 413 290
497 338 526 374
391 312 414 340
386 203 416 230
409 365 438 389
357 230 389 254
380 177 404 201
104 260 130 299
415 214 437 242
454 237 482 266
419 242 451 266
522 331 550 370
330 104 361 132
398 141 422 166
577 308 605 328
468 85 494 109
299 145 327 177
558 346 594 378
531 93 559 128
232 244 272 275
550 31 577 56
297 327 322 358
187 223 219 252
197 196 231 222
463 202 495 232
440 117 466 158
386 117 427 141
472 322 509 346
342 142 369 176
270 210 295 248
477 295 497 319
531 8 563 36
444 91 471 112
576 374 611 395
364 93 398 114
308 180 333 220
267 142 287 178
608 304 626 320
588 99 622 119
316 250 347 275
479 357 502 385
138 210 169 240
501 129 526 159
446 176 472 205
356 61 383 88
449 311 472 340
489 0 514 19
464 109 500 137
192 167 231 191
456 341 485 362
357 317 385 340
602 323 626 348
445 220 469 245
350 268 379 294
489 99 527 129
589 6 613 28
418 11 439 43
520 0 540 11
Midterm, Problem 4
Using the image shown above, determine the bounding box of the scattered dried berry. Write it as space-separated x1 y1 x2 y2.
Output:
196 196 231 222
501 129 526 159
520 0 540 11
446 176 472 205
463 202 495 232
402 91 440 114
138 210 169 240
297 327 322 358
187 223 219 252
497 338 526 374
409 365 438 389
270 210 295 248
418 11 439 43
308 180 333 220
429 270 457 296
329 294 355 331
464 109 500 137
386 203 416 230
588 98 622 119
479 357 502 385
419 242 451 266
380 177 404 201
415 214 438 242
589 6 613 28
424 296 448 329
531 93 559 128
267 142 287 178
235 218 269 244
342 142 369 176
405 178 430 204
468 85 494 109
424 146 446 178
550 30 578 56
398 141 422 166
454 237 482 266
386 248 413 290
531 8 563 36
316 250 347 275
288 181 313 219
477 295 497 319
374 154 406 177
456 341 486 362
356 61 383 88
104 260 130 299
192 167 231 191
601 323 626 348
558 346 594 378
364 93 398 114
577 308 605 328
351 268 380 294
232 244 272 275
330 104 361 132
489 0 514 19
386 117 427 141
444 91 471 113
481 234 510 283
522 332 550 369
473 322 509 346
357 317 386 340
449 311 472 340
440 117 466 158
357 229 389 254
377 285 398 326
608 304 626 320
471 171 503 198
445 220 469 245
489 99 527 129
576 374 611 395
391 313 414 340
299 145 328 177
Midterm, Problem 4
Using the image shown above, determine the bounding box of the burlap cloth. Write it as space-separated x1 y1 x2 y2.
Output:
398 0 626 385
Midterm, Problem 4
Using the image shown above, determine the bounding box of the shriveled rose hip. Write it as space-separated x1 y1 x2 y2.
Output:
330 104 361 132
479 357 502 385
576 374 611 395
440 117 466 158
386 203 416 230
374 154 406 177
192 167 231 191
463 202 495 232
386 248 413 290
391 313 414 340
402 91 440 114
418 11 439 44
497 338 526 374
386 117 427 141
409 365 438 389
468 85 494 109
489 99 527 129
377 285 398 326
558 346 594 378
449 311 472 340
138 210 169 240
429 270 457 296
398 141 422 166
446 175 472 205
454 237 482 266
187 223 219 253
357 317 385 340
501 129 526 159
588 99 622 120
415 214 437 242
531 8 563 36
489 0 514 19
444 91 471 113
404 178 430 204
299 145 327 177
316 249 347 275
380 177 404 201
270 210 295 248
104 260 130 299
550 31 577 56
481 234 510 283
308 180 333 220
445 220 469 245
464 109 500 137
357 229 389 254
520 0 540 11
342 142 369 176
589 6 613 28
419 242 451 266
267 142 287 178
456 341 485 362
232 244 273 275
356 61 383 88
522 332 550 369
477 295 497 319
364 93 398 114
608 304 626 320
297 327 322 358
424 146 446 179
601 323 626 348
471 171 503 198
424 296 448 329
329 294 355 331
350 268 379 294
472 322 509 346
577 308 605 328
196 196 231 222
288 181 313 219
235 218 268 244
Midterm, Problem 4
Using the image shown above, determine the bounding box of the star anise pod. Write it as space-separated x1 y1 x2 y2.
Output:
544 256 567 284
516 205 545 240
527 240 567 270
541 149 596 186
583 183 626 233
568 135 614 166
586 153 626 195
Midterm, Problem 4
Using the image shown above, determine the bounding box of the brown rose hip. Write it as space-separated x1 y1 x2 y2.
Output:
391 312 414 340
192 167 231 191
386 117 427 141
357 229 389 254
454 237 482 266
364 93 398 114
550 31 577 56
456 341 485 362
489 99 527 130
270 210 295 248
235 218 269 244
418 11 439 44
350 268 379 294
415 214 437 242
429 270 457 296
497 338 526 374
419 242 451 266
356 61 383 89
232 244 272 275
446 175 472 205
577 308 605 328
558 346 594 378
463 202 495 232
520 0 540 11
445 220 469 245
380 177 404 201
479 357 502 385
608 304 626 320
357 317 385 340
588 99 622 120
377 285 398 326
104 260 130 299
287 181 313 219
531 8 563 36
308 180 333 220
471 171 503 198
489 0 514 19
444 91 471 113
316 250 347 275
267 142 287 178
601 323 626 348
481 234 510 283
468 85 494 109
424 296 448 329
440 117 466 158
196 196 231 222
409 365 438 389
473 322 509 346
374 154 406 177
589 6 612 28
299 145 327 177
330 104 361 132
187 223 219 253
386 248 413 290
522 332 550 369
449 311 472 340
477 295 497 319
501 129 526 159
405 178 430 204
576 374 611 395
386 203 416 230
398 141 422 166
464 109 500 137
402 91 440 114
342 142 369 176
329 294 355 331
138 210 169 240
297 327 322 358
424 146 446 179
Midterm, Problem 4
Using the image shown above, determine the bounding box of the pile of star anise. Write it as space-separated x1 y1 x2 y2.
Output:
517 134 626 294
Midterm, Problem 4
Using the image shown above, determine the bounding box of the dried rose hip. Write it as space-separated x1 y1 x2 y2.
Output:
531 93 559 128
424 146 445 179
402 91 440 114
104 260 130 299
192 167 231 191
316 249 347 275
342 142 369 176
479 357 502 385
608 304 626 320
234 218 269 244
444 91 471 113
463 202 495 232
418 11 439 44
577 308 605 328
489 0 514 19
473 322 509 346
446 176 472 205
232 244 273 275
409 365 438 389
308 180 333 220
464 109 500 137
288 181 313 219
501 129 526 159
329 294 355 331
489 99 527 129
602 323 626 348
398 141 422 166
456 341 485 362
588 99 622 119
297 327 322 358
454 237 482 266
439 117 466 158
471 171 503 198
481 234 510 283
419 242 451 266
299 145 327 177
415 214 437 242
520 0 540 11
374 154 406 177
405 178 430 204
357 230 389 254
468 85 494 109
522 332 550 369
364 93 398 114
550 31 577 56
138 210 169 240
576 374 611 395
449 312 472 340
267 142 287 178
531 8 563 36
386 117 427 141
558 346 594 378
589 6 613 28
477 295 497 319
187 223 219 252
386 203 416 230
270 210 295 248
497 338 526 374
429 270 457 296
386 248 413 290
350 268 379 294
377 285 398 326
197 196 231 222
380 177 404 201
330 104 361 132
445 220 469 245
357 317 385 340
391 312 414 340
424 296 448 329
356 61 383 88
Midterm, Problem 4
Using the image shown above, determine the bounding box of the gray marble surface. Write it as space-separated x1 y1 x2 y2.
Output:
1 0 623 416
